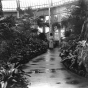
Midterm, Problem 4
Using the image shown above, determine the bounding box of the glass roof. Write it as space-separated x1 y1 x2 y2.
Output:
2 0 76 11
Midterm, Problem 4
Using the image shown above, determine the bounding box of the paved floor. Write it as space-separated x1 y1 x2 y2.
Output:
24 48 88 88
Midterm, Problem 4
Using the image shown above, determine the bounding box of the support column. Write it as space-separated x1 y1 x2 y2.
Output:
43 17 45 33
58 28 61 45
16 0 20 18
57 13 61 45
49 0 53 48
48 0 55 48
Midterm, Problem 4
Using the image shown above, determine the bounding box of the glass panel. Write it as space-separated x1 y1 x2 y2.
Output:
2 0 17 11
2 0 76 11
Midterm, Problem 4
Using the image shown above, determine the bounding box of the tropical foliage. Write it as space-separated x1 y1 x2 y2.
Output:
61 0 88 36
0 6 48 87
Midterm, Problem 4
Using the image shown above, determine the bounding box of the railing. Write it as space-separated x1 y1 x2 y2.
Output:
2 0 77 11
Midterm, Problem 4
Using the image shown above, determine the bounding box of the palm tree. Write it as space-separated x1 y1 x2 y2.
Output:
0 0 3 17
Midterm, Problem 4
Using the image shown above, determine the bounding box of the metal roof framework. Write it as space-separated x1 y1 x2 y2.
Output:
2 0 77 11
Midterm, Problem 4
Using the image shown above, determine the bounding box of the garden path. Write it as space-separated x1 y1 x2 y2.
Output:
24 48 88 88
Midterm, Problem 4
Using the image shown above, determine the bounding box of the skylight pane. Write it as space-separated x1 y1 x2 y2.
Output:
2 0 76 11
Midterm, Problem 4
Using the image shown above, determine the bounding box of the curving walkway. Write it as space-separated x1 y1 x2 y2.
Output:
24 48 88 88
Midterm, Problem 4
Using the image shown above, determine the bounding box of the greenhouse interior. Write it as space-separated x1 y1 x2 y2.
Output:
0 0 88 88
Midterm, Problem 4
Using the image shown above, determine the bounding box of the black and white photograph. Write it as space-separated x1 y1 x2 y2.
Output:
0 0 88 88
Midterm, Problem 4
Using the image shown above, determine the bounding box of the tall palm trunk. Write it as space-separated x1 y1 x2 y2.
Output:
0 0 3 17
